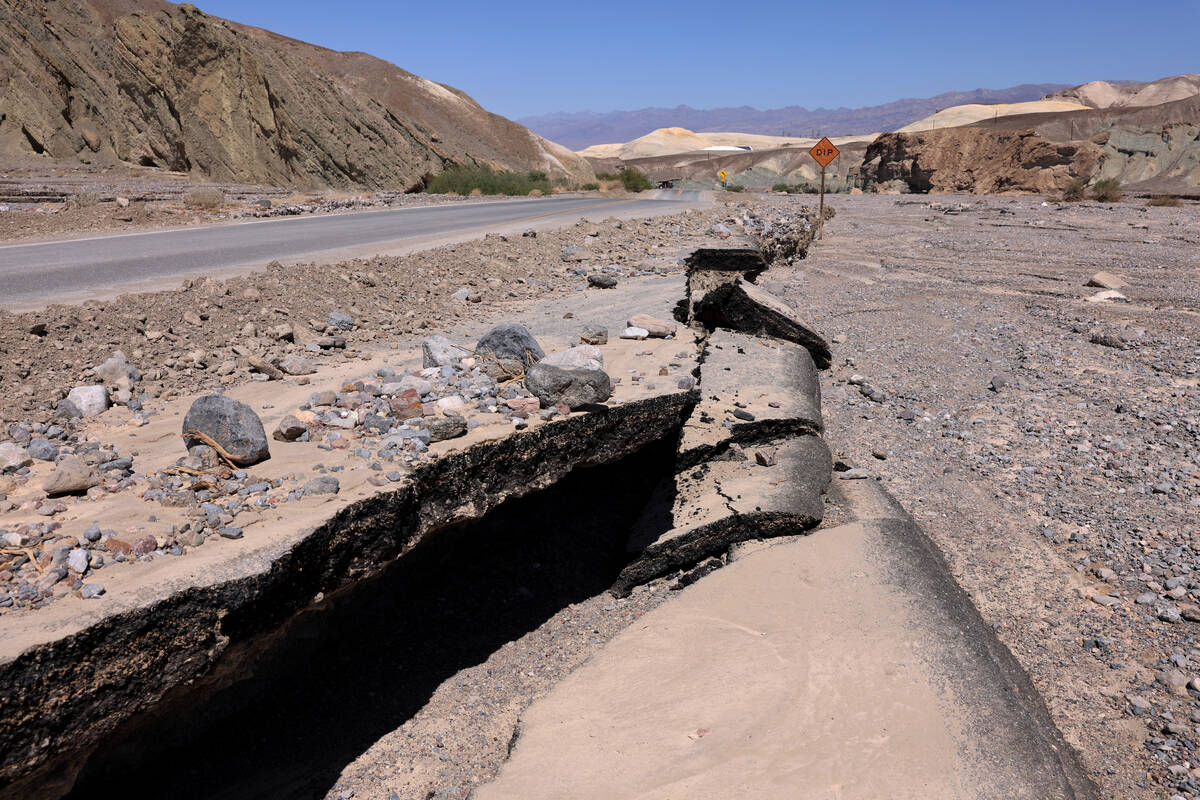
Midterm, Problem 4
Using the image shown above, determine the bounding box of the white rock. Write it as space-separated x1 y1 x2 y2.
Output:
0 442 32 473
436 395 466 415
620 327 650 340
541 345 604 371
67 548 91 574
1086 290 1128 303
66 385 110 417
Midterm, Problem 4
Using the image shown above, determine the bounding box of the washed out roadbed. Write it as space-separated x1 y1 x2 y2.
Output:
776 192 1199 800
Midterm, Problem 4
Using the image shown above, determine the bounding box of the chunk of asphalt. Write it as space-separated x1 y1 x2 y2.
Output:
692 279 832 369
614 434 831 596
678 329 822 466
683 237 769 322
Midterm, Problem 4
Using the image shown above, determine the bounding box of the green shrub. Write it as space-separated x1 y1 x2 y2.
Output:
1060 177 1087 201
1091 178 1122 203
68 191 100 209
182 188 224 209
724 183 745 192
619 167 653 193
1147 195 1181 207
582 182 600 191
772 183 791 193
425 164 554 196
595 171 619 181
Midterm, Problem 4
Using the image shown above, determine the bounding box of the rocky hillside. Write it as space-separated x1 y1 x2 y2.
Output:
859 80 1200 195
0 0 592 189
860 129 1100 194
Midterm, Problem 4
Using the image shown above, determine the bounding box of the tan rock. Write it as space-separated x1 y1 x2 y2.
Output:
627 314 677 338
43 457 99 497
1086 271 1129 289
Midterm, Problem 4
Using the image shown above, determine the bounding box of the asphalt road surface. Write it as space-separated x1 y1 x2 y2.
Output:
0 190 707 310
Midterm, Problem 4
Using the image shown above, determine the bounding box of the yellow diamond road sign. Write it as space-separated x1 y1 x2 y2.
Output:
718 170 728 181
808 137 840 168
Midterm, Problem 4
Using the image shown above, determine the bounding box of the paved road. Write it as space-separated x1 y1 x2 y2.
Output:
0 190 707 309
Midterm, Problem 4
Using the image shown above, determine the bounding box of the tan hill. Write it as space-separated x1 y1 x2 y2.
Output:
1045 74 1200 109
577 127 874 159
896 100 1089 132
0 0 592 189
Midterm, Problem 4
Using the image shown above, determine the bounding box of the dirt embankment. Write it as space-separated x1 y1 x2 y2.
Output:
0 0 592 188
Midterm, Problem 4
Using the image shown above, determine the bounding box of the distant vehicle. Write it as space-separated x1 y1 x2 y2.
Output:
656 180 675 189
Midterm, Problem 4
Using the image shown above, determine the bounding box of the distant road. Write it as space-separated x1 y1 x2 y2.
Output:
0 190 708 310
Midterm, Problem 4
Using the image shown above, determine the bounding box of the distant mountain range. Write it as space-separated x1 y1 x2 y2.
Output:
519 84 1074 150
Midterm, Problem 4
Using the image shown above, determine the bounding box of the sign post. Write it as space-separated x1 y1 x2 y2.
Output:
807 137 840 240
718 169 728 188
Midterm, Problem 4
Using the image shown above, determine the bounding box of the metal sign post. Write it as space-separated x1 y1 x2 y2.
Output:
807 137 840 241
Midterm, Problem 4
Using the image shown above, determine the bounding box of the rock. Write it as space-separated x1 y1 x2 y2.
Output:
422 335 471 368
541 345 604 371
247 356 283 381
475 324 545 373
525 363 612 409
506 397 540 417
279 356 316 376
310 390 337 407
709 222 732 237
28 438 58 461
424 416 468 442
273 415 307 442
81 583 105 599
1086 271 1129 290
95 352 135 385
43 456 98 496
328 311 354 330
732 408 756 421
451 287 472 302
303 476 340 496
182 394 270 466
67 548 90 574
1085 289 1127 303
627 314 676 338
989 375 1012 392
66 385 109 417
56 399 82 419
436 395 466 415
754 449 778 467
580 325 608 346
839 468 870 480
1157 668 1190 694
620 327 649 340
561 245 587 262
587 274 617 289
0 443 32 473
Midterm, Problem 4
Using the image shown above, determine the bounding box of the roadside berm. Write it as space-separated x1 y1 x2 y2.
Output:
0 204 1098 799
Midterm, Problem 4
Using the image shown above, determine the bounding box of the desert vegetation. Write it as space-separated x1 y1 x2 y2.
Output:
424 165 555 196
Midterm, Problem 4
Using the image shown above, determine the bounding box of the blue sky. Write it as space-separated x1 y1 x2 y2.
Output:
193 0 1198 119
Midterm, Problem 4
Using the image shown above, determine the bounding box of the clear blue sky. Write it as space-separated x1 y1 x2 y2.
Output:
193 0 1198 119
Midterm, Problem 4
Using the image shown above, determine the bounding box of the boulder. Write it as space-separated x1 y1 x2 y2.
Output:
1086 271 1129 290
580 325 608 346
0 443 32 473
541 345 604 371
182 394 270 466
587 274 617 289
422 335 471 368
278 356 316 376
28 438 58 461
273 415 307 442
620 327 649 340
327 310 354 330
94 352 137 385
627 314 676 338
43 456 98 496
475 323 545 375
525 364 612 409
66 385 110 417
424 416 468 442
303 476 340 495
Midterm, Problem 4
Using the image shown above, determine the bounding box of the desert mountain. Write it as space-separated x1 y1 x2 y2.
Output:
519 84 1071 150
0 0 592 189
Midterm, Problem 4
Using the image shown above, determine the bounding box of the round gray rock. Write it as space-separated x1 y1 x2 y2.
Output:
525 364 612 409
475 324 545 373
182 395 270 466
